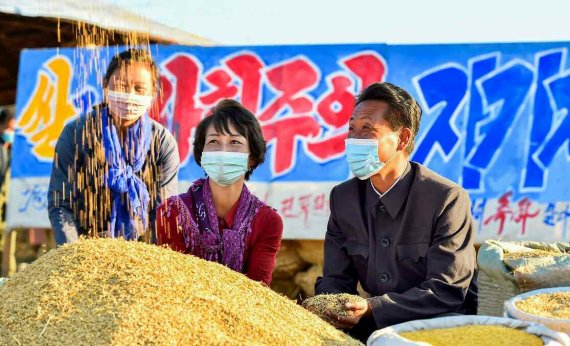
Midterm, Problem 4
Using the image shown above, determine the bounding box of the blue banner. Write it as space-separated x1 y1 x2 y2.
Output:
10 42 570 240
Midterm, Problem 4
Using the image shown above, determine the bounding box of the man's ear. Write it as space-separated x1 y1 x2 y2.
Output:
398 128 412 152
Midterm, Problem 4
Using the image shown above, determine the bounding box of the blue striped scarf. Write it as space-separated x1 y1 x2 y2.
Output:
101 107 152 240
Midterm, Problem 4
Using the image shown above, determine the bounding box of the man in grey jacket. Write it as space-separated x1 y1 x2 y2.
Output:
315 82 478 342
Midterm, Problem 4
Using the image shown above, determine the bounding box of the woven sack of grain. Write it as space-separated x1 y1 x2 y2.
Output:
296 240 325 265
295 264 323 297
270 278 302 299
367 316 570 346
273 240 307 279
505 286 570 333
477 240 570 316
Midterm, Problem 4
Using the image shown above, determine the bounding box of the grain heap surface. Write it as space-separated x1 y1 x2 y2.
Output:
504 250 567 260
302 294 367 322
399 325 543 346
515 292 570 319
0 239 361 346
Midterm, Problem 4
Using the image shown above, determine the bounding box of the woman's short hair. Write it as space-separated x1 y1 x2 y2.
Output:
193 99 266 180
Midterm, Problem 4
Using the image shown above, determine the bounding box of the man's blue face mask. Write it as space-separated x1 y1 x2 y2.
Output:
345 135 398 180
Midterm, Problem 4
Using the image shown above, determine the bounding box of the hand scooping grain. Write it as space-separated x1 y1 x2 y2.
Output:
302 294 368 323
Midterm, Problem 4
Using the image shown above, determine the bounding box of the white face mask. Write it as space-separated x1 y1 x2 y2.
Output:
107 90 153 121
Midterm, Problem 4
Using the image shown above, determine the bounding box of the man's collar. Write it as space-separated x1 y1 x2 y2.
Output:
366 162 413 219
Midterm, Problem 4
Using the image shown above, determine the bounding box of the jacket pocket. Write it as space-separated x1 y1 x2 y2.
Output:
397 243 429 262
342 240 369 259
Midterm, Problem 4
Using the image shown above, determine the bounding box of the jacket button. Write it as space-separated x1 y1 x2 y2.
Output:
379 273 390 283
381 238 390 247
378 204 386 212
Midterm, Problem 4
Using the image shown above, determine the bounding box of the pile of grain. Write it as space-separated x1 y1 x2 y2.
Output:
504 250 567 260
515 292 570 319
302 294 367 322
0 238 361 346
399 325 542 346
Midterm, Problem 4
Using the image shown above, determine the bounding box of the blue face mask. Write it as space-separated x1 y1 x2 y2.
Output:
345 138 397 180
1 130 14 144
201 151 249 187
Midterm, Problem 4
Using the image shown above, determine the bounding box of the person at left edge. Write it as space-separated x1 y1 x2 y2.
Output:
0 105 15 224
48 49 180 245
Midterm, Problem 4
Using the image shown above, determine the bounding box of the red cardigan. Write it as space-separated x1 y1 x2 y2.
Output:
156 193 283 286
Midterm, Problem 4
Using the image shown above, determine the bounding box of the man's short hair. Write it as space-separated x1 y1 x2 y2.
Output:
356 82 422 155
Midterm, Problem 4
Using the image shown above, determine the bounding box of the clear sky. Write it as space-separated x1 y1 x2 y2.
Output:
109 0 570 45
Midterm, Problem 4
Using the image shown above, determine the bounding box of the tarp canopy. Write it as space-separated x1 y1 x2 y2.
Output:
0 0 214 104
